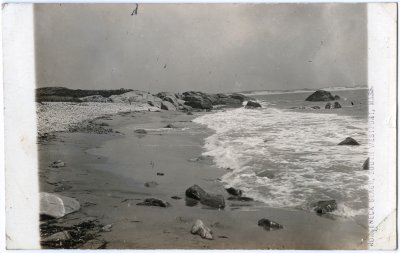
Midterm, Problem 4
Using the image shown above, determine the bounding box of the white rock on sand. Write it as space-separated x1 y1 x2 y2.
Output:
36 102 160 134
40 192 81 218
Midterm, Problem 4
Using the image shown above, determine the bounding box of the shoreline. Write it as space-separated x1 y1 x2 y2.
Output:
38 109 368 249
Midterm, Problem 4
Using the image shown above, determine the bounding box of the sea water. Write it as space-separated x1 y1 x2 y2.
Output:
193 88 369 218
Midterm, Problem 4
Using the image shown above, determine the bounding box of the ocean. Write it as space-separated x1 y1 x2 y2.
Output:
193 88 369 219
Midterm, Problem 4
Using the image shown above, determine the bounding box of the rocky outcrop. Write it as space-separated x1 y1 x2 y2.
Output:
258 218 283 230
191 220 213 240
333 102 342 109
137 198 170 207
226 187 242 196
230 93 247 102
363 158 369 170
313 200 337 214
80 95 111 103
182 91 213 110
185 184 225 209
110 90 155 104
40 192 80 218
161 101 177 111
334 95 341 100
305 90 335 101
245 101 262 108
338 137 360 146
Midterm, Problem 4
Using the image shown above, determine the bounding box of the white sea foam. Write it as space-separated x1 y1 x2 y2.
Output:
194 106 369 218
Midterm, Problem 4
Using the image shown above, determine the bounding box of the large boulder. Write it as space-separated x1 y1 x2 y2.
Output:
313 200 337 214
258 219 283 230
338 137 360 146
191 219 213 240
305 90 335 102
245 101 262 108
333 101 342 109
226 187 242 196
40 192 80 218
363 158 369 170
182 91 213 110
137 198 170 208
185 184 225 209
161 101 177 111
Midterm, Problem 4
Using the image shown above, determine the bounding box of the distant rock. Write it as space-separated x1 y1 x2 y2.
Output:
311 106 320 109
230 93 247 102
171 196 182 200
144 181 158 188
147 100 161 108
134 129 147 134
185 184 225 209
258 218 283 230
226 187 242 196
137 198 170 207
164 123 177 129
325 102 332 109
110 90 154 104
333 101 342 109
80 95 111 103
334 95 341 100
191 219 213 240
49 160 66 168
305 90 335 102
338 137 360 146
363 158 369 170
40 192 80 218
227 196 254 202
245 101 262 108
184 96 213 110
161 101 177 111
313 200 337 214
157 172 164 176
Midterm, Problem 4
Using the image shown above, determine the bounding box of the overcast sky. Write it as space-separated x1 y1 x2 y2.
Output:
35 4 367 93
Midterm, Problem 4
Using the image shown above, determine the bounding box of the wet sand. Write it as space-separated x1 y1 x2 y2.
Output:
38 110 368 249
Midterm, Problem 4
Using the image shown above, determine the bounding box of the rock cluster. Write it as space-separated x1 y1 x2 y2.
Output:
185 184 225 209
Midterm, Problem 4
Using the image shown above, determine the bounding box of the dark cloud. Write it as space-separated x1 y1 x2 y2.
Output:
35 3 367 93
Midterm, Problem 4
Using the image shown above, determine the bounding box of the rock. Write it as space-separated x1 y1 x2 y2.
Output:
363 158 369 170
227 196 254 201
333 101 342 109
163 96 180 107
245 101 262 108
137 198 170 207
258 219 283 230
305 90 335 101
191 219 213 240
147 100 161 108
171 196 182 200
164 123 177 129
214 97 242 106
110 90 153 103
42 231 71 242
313 200 337 214
334 95 341 100
81 239 107 249
311 106 320 109
226 187 242 196
49 160 66 168
40 192 80 218
101 224 113 232
134 129 147 134
187 111 194 115
157 172 164 176
185 184 225 209
80 95 111 103
325 102 332 109
256 170 274 179
230 93 247 102
182 91 213 110
161 101 177 111
184 100 213 110
338 137 360 146
144 181 158 187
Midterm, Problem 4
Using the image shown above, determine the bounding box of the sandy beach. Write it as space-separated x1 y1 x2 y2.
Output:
38 108 368 249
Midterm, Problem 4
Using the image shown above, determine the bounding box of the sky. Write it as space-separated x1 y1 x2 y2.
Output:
35 4 367 93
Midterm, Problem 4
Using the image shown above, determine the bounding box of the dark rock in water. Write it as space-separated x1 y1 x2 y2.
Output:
338 137 360 146
182 91 213 110
185 184 225 209
245 101 262 108
134 129 147 134
230 93 247 102
50 160 66 168
164 123 177 129
184 100 213 110
185 184 207 200
257 219 283 230
312 106 320 109
333 101 342 109
305 90 335 101
171 196 182 200
144 181 158 188
313 200 337 214
185 197 199 207
137 198 170 207
227 196 254 202
363 158 369 170
334 95 341 100
256 170 274 179
325 102 332 109
156 172 164 176
226 187 242 196
191 219 213 240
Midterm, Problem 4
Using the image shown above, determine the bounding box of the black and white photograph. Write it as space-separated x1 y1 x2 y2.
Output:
2 2 397 250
